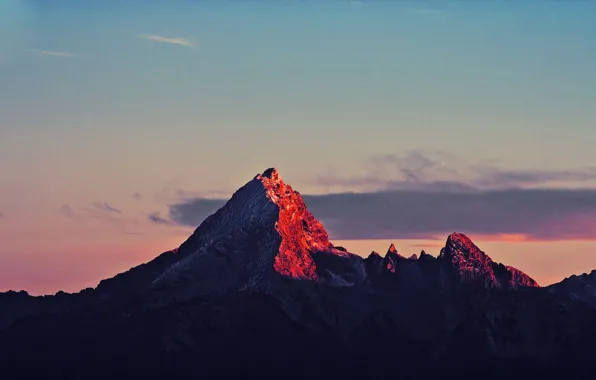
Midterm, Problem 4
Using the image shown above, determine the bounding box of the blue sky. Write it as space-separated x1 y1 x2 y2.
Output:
1 0 596 293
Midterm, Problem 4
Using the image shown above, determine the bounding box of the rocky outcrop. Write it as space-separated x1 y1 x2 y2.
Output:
441 232 538 289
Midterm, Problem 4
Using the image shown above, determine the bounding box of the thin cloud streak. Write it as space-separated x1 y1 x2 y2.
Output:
137 35 194 47
59 204 75 218
404 8 449 20
316 151 596 193
147 212 176 226
93 202 121 214
29 49 77 58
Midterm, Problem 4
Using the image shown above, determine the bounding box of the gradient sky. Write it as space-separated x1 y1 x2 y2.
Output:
1 0 596 294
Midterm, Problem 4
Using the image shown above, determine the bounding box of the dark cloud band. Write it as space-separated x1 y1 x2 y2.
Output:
165 188 596 241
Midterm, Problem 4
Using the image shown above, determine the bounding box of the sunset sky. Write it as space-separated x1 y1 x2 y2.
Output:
1 0 596 294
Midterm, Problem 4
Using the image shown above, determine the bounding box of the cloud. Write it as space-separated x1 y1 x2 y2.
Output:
133 192 142 201
59 202 146 231
471 167 596 189
92 202 121 214
60 203 118 223
59 204 75 218
80 207 120 224
404 8 449 20
29 49 76 58
137 34 194 47
153 184 233 205
147 212 176 226
77 202 124 225
152 152 596 241
315 151 596 193
167 187 596 242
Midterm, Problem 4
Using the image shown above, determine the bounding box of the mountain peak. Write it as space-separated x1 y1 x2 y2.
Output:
442 232 538 289
153 168 336 289
387 243 398 255
260 167 280 180
444 232 490 262
446 232 474 249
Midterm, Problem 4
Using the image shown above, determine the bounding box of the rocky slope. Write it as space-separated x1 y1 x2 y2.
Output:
1 168 595 379
548 270 596 308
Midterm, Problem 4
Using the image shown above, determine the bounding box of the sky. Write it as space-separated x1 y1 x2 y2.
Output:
1 0 596 294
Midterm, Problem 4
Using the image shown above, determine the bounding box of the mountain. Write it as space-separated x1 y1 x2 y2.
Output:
441 232 538 289
1 168 596 379
548 270 596 309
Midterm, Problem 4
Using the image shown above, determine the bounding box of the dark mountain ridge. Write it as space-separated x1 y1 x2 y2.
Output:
2 168 596 379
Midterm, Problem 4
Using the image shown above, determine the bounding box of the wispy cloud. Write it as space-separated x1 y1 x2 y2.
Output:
59 202 147 232
471 166 596 189
314 151 596 193
350 0 368 7
147 212 176 226
59 204 75 218
29 49 77 58
76 202 124 225
93 202 121 214
153 184 233 205
137 34 194 47
404 8 449 20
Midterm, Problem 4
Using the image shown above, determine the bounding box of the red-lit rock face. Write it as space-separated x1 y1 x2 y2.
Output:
442 232 538 289
257 168 334 280
443 232 499 288
383 244 406 273
387 243 398 255
385 255 396 273
505 265 539 288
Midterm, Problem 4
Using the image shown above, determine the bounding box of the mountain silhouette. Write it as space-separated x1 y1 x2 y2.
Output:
2 168 596 379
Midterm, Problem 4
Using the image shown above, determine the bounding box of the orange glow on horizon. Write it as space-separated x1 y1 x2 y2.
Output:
469 233 532 243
